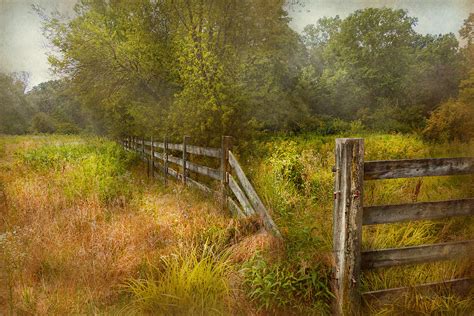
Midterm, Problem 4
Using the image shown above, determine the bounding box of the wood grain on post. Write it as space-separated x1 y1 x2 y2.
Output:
333 138 364 315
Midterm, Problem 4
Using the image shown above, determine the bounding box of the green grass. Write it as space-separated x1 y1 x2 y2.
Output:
124 243 232 315
1 133 472 314
240 132 474 314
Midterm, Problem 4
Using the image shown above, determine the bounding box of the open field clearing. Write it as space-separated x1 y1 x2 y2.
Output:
0 135 271 315
0 134 472 315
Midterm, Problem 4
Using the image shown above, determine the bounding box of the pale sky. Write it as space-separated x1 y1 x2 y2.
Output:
1 0 473 90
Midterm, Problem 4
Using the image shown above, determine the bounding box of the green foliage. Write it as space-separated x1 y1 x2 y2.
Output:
0 73 32 134
26 80 86 134
422 99 474 142
301 8 464 129
125 244 231 315
242 255 332 313
17 139 137 203
30 112 57 133
40 0 302 143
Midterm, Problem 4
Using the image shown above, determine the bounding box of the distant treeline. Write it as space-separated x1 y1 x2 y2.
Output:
1 2 473 144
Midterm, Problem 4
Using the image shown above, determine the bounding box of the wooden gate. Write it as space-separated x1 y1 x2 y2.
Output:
332 138 474 314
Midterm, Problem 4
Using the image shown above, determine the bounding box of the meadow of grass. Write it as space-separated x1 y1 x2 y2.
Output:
0 133 472 315
0 135 262 315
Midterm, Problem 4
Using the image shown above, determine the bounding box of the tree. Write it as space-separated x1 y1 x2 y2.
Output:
0 72 32 134
40 0 303 143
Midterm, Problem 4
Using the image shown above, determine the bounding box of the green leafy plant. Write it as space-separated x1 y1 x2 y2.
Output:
241 255 332 313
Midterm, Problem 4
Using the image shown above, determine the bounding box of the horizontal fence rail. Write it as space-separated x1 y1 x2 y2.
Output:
122 136 280 237
363 198 474 225
361 240 474 269
332 138 474 315
362 277 474 303
364 157 474 180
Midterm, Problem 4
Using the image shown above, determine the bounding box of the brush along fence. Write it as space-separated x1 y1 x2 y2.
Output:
122 136 280 237
332 138 474 315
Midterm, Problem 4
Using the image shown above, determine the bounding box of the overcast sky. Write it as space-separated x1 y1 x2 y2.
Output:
0 0 472 90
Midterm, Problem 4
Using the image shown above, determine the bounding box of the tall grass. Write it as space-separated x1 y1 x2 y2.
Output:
243 133 473 314
0 135 234 314
125 243 232 315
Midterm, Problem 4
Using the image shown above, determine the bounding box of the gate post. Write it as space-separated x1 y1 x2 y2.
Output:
333 138 364 315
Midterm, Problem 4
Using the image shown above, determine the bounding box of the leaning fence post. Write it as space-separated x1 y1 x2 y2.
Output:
333 138 364 315
221 136 232 210
182 136 190 184
163 136 168 186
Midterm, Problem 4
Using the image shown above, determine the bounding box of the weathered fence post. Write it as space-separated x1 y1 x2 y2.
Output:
333 138 364 315
182 136 190 184
149 136 154 178
163 136 168 186
221 136 232 210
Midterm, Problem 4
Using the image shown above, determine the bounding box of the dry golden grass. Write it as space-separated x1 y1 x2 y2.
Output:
0 135 241 314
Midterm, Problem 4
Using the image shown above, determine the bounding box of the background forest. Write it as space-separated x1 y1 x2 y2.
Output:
1 1 473 145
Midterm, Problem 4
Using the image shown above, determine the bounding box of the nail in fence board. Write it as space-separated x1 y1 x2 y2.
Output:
364 157 474 180
363 198 474 225
332 138 364 315
361 240 474 269
228 151 281 237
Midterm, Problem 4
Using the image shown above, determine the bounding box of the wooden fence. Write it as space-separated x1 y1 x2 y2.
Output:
332 138 474 315
122 136 281 237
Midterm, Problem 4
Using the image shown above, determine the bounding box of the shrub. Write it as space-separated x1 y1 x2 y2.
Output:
30 112 57 134
422 100 474 142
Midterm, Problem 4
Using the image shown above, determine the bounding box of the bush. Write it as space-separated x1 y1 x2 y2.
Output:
422 100 474 142
30 112 57 133
358 104 426 133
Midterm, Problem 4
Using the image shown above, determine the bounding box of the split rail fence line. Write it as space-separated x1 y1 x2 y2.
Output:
122 136 281 237
332 138 474 315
